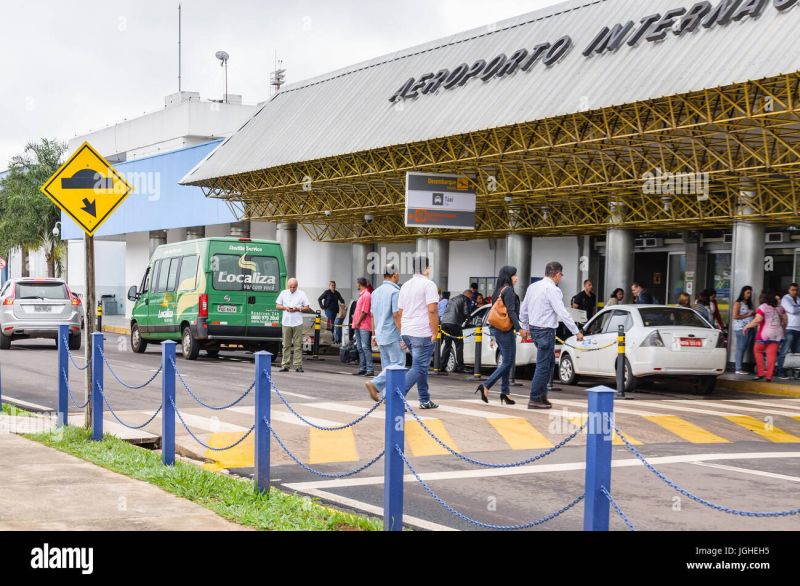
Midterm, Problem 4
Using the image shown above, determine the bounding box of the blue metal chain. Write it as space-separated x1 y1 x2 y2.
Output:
601 486 637 531
99 348 162 390
62 334 90 371
396 445 584 530
272 380 384 431
398 390 586 468
614 426 800 518
100 384 163 430
171 397 255 451
62 368 90 409
171 358 255 411
264 416 385 479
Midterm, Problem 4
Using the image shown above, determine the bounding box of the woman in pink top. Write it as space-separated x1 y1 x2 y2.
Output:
744 292 787 382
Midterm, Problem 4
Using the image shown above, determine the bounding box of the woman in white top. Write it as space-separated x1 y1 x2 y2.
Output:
732 286 756 375
606 288 625 307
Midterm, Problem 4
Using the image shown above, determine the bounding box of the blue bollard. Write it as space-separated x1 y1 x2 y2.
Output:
91 332 104 441
162 340 177 466
255 351 272 493
383 366 408 531
57 325 69 427
583 386 617 531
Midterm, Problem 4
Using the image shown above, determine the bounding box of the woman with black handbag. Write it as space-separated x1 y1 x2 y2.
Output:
476 266 521 405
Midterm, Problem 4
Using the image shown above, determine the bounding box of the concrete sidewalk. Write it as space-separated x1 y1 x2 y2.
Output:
0 433 248 531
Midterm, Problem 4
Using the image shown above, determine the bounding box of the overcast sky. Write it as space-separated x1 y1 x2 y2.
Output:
0 0 564 169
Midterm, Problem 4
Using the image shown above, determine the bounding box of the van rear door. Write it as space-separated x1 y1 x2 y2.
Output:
208 252 249 338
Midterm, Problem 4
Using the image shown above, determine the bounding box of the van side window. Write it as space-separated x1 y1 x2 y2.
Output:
177 255 198 292
155 259 171 293
166 258 180 292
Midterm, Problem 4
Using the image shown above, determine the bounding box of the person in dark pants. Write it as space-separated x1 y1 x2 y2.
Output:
318 281 345 344
571 280 597 320
476 267 521 406
440 289 473 374
520 262 583 409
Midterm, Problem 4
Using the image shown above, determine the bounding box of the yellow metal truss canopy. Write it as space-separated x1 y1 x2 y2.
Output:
192 73 800 243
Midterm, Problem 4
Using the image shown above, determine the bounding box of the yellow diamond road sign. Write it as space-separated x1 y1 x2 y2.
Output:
40 142 133 237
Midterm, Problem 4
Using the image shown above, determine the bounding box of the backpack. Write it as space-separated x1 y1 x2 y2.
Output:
339 340 359 364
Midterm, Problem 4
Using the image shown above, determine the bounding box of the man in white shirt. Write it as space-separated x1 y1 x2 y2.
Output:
778 283 800 379
276 278 310 373
520 262 584 409
397 255 440 410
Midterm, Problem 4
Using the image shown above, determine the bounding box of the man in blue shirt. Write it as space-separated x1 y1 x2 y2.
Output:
365 264 405 402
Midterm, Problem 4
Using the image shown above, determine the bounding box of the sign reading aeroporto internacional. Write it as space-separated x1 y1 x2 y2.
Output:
40 142 133 237
389 0 798 103
405 172 476 229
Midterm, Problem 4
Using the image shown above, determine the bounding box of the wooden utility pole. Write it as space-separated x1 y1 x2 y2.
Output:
84 234 95 428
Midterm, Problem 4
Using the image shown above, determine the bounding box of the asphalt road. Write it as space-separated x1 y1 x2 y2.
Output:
3 335 800 531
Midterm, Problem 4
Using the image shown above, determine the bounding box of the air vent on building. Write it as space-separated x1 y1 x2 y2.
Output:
723 234 733 244
765 232 786 244
634 238 664 249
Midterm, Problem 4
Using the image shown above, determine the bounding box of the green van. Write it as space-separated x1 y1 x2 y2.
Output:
127 237 286 360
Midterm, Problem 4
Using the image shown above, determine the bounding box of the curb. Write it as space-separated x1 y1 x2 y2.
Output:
103 324 130 336
717 378 800 398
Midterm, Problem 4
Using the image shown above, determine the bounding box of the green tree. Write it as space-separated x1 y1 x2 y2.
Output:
0 139 67 277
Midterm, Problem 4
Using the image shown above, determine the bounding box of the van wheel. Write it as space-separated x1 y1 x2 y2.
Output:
131 323 148 354
559 353 579 385
0 333 11 350
182 326 200 360
68 332 82 351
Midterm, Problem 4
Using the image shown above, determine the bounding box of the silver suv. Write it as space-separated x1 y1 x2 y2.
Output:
0 278 83 350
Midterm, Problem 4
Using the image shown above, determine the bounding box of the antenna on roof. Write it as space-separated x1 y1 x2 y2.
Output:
270 50 286 96
178 3 182 93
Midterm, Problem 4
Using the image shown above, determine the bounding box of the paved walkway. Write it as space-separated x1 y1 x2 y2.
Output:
0 433 248 531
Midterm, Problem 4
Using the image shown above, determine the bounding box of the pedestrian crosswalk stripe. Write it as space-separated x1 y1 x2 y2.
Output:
405 419 459 457
489 418 553 450
551 398 662 417
567 414 642 446
669 399 800 417
724 416 800 443
644 416 730 444
309 428 359 464
625 401 743 417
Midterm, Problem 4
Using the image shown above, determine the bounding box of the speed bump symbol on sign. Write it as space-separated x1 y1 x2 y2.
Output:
40 141 133 237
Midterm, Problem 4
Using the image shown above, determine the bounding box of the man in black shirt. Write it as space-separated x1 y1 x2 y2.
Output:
571 280 597 321
318 281 345 342
440 290 473 374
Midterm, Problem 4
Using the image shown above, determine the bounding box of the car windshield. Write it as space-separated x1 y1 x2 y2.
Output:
639 307 711 329
16 283 68 300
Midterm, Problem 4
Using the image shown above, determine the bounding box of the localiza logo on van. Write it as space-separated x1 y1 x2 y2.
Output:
217 255 277 286
158 310 174 319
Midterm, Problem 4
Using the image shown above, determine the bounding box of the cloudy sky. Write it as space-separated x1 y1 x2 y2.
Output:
0 0 564 168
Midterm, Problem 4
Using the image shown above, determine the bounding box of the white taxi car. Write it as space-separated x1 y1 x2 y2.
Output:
441 305 586 377
558 305 726 394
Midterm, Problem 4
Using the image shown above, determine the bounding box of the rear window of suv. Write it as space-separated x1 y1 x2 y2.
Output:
639 308 711 329
16 282 69 300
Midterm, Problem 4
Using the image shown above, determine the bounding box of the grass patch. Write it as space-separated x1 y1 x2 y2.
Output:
27 426 382 531
2 403 32 416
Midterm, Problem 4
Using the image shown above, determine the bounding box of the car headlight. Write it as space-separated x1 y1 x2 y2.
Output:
640 331 665 348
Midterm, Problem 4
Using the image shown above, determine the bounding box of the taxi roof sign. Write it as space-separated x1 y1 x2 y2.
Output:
40 142 133 237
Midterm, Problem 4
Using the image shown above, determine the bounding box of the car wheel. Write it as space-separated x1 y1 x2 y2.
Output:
0 333 11 350
182 326 200 360
697 376 716 396
68 332 81 351
623 358 638 392
443 352 456 373
559 353 578 385
131 323 148 354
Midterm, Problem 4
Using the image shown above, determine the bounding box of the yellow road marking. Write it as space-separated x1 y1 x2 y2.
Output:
405 420 458 457
489 418 553 450
202 433 254 471
309 428 359 464
644 416 730 444
567 415 641 446
725 416 800 443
